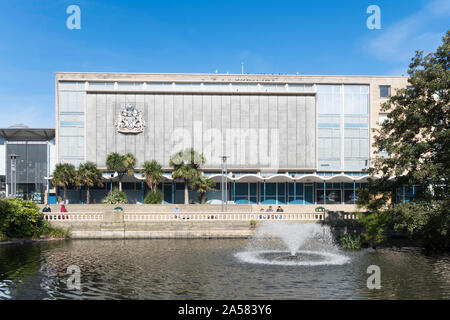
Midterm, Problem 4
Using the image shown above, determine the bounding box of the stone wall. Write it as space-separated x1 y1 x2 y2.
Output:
48 211 255 239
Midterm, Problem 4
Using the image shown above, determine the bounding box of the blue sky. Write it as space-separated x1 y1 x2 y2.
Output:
0 0 448 128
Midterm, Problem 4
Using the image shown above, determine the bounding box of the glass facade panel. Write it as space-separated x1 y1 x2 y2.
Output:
6 143 48 202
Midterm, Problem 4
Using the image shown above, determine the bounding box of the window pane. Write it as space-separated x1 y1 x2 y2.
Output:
380 85 391 98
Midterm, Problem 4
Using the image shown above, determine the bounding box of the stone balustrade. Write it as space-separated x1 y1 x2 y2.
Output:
43 211 358 222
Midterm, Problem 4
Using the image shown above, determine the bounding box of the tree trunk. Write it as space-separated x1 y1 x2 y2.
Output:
184 180 189 204
200 192 206 204
63 185 67 204
119 178 122 192
86 186 90 204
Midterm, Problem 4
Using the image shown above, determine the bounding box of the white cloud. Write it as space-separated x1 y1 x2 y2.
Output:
364 0 449 63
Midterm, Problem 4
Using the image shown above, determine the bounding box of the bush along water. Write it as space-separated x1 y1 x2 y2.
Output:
340 234 362 250
0 198 70 240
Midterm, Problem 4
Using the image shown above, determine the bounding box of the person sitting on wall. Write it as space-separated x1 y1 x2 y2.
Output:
42 205 51 212
266 206 273 213
173 205 181 213
276 206 284 212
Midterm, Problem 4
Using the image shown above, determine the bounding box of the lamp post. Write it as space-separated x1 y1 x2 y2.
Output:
220 155 229 212
8 154 20 197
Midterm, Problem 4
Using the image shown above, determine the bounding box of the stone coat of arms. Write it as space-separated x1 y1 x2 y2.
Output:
115 104 146 133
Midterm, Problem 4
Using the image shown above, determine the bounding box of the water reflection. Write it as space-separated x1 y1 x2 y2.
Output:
0 240 448 300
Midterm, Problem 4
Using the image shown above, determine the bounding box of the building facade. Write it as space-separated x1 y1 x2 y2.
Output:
54 73 408 204
0 125 55 203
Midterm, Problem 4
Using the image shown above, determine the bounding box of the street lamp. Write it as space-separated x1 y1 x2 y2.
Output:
8 154 20 197
220 155 229 212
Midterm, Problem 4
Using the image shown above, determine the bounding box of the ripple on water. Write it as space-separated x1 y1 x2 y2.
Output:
235 250 351 266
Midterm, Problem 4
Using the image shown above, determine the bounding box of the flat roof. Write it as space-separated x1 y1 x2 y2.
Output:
55 72 409 84
0 128 55 141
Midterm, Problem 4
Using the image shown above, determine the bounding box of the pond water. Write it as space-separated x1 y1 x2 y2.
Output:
0 239 449 299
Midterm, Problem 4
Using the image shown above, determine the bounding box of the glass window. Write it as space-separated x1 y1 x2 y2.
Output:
88 82 114 90
317 85 341 114
379 85 391 98
316 189 341 204
378 113 388 124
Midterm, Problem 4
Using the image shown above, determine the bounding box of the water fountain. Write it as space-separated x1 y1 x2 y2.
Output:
235 222 350 266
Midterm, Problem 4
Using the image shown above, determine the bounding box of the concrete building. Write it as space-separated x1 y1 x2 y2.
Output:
52 72 408 205
0 125 55 202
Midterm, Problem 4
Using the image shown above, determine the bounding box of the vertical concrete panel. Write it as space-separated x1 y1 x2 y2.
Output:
268 96 278 129
124 94 137 156
305 96 316 168
172 94 184 156
183 95 193 150
202 95 212 164
296 96 306 168
259 95 269 166
231 95 240 129
192 95 203 153
96 94 107 166
154 94 165 164
221 95 231 155
211 95 221 129
85 93 97 163
287 96 297 168
105 94 116 166
163 94 174 167
277 95 288 169
114 94 126 156
249 96 259 129
147 94 156 160
135 94 145 167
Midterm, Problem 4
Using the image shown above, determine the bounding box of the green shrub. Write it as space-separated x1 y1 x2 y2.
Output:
0 230 7 242
40 220 71 239
0 198 43 238
102 188 128 204
249 220 257 228
144 189 163 204
0 198 71 240
340 234 361 250
357 211 390 247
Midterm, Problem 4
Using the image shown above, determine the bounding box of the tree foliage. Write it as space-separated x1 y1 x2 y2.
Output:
169 148 206 204
52 163 77 204
77 161 103 204
106 152 136 191
358 31 450 251
143 159 163 191
191 175 216 204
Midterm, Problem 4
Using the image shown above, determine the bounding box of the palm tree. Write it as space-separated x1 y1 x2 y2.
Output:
143 159 163 191
191 175 216 204
124 152 136 177
77 162 103 204
106 152 136 191
169 148 206 204
52 163 77 204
